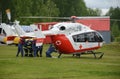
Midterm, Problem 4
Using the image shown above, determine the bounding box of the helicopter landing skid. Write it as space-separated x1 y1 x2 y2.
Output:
58 51 104 59
73 51 104 59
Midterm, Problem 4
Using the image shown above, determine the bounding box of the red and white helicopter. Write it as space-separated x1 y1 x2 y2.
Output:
0 9 18 44
43 22 104 58
0 9 45 45
0 22 17 44
16 16 105 59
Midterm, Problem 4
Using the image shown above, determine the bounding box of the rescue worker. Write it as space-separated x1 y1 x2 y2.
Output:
16 37 25 57
32 37 44 57
46 44 56 58
24 39 33 57
36 45 43 57
32 38 37 57
23 39 29 56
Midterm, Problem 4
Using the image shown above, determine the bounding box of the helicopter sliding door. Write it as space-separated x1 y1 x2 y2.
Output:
72 31 103 50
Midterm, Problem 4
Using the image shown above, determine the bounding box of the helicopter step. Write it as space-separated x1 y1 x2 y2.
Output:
72 51 104 59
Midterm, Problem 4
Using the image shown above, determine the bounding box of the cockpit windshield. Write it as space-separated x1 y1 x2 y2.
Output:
72 32 103 42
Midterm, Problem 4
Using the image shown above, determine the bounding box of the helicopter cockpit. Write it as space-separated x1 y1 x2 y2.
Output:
72 31 104 42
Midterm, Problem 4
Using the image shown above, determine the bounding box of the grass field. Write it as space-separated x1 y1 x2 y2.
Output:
0 43 120 79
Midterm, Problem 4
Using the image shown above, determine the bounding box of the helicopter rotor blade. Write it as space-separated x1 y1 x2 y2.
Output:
20 16 70 20
76 17 120 21
20 16 120 22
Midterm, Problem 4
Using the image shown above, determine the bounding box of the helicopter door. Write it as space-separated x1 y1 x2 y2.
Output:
72 33 87 50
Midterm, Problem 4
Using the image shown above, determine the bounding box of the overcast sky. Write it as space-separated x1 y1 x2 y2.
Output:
84 0 120 15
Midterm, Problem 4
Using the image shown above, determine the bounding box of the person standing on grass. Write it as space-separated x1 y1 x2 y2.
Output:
32 38 44 57
36 44 43 57
16 37 25 57
24 39 33 57
32 38 37 57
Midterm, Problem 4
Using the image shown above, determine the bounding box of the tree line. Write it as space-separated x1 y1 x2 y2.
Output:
0 0 101 24
106 7 120 40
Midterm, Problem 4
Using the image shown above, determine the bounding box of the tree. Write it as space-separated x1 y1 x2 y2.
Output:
106 7 120 30
12 0 33 24
87 8 102 16
30 0 44 23
0 0 12 23
1 0 103 24
106 7 120 38
111 22 119 37
53 0 88 17
40 0 59 22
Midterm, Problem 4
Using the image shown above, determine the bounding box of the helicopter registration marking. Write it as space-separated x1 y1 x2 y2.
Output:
56 40 61 45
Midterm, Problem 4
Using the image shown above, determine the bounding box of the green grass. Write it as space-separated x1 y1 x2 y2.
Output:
0 43 120 79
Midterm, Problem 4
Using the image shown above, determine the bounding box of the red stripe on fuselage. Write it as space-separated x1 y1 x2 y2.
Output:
7 36 16 41
75 46 100 53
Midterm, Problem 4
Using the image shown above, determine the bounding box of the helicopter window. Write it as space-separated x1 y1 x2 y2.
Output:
86 32 95 42
72 35 78 42
59 26 66 30
72 33 85 42
94 32 103 42
78 34 85 42
73 32 103 42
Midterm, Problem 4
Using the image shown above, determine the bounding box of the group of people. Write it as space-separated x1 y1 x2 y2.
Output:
16 37 56 58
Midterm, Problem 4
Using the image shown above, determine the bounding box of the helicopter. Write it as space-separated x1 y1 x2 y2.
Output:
0 22 18 44
14 16 105 59
0 9 17 44
0 19 40 44
0 9 44 45
42 22 104 58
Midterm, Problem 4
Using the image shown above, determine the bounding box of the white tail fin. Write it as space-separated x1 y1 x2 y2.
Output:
30 24 45 38
0 23 17 36
13 20 45 39
30 24 39 31
34 30 45 38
